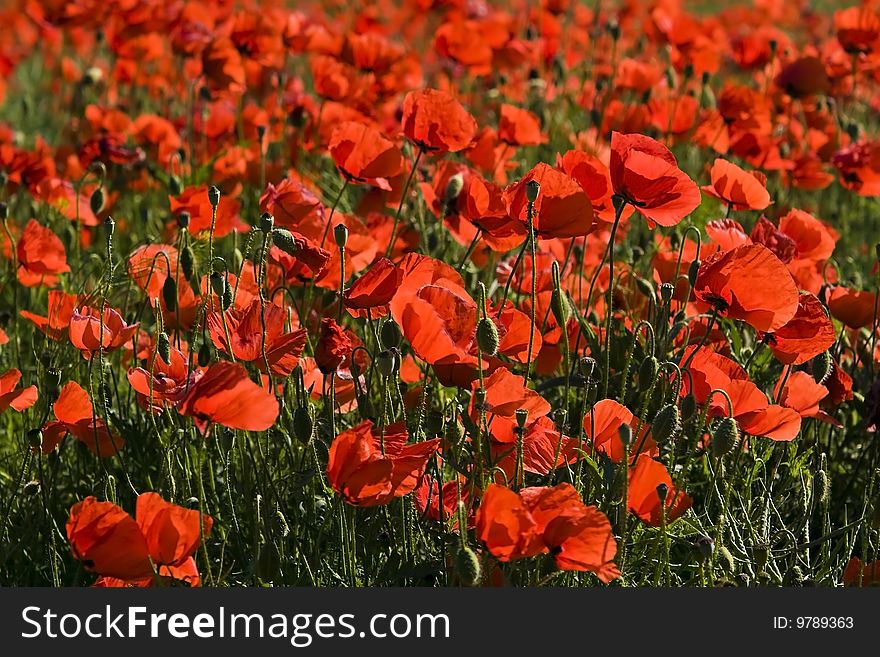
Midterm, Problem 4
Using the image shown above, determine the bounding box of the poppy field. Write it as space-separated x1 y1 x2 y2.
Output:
2 0 880 589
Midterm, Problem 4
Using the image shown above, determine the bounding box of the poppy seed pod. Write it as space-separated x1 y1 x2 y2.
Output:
207 185 221 208
525 179 541 203
656 482 668 503
89 187 104 215
716 546 735 573
455 545 481 586
473 387 487 410
476 317 499 355
169 174 183 197
293 404 314 444
157 331 171 364
0 202 7 220
816 469 830 506
711 417 740 458
258 212 274 233
652 403 682 445
22 480 40 497
27 428 43 449
176 210 190 230
222 284 234 310
515 408 529 429
659 282 673 304
334 223 349 249
376 349 398 377
181 244 195 279
380 318 403 349
162 276 177 311
209 271 226 298
102 215 115 237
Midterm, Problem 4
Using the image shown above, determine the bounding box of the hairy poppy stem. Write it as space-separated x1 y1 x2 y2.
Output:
385 146 424 259
602 200 627 398
525 200 538 384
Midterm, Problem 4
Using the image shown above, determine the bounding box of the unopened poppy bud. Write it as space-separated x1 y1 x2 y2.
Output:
222 284 233 309
271 228 299 258
455 546 481 586
515 408 529 429
181 245 195 279
525 179 541 203
607 18 620 40
259 212 274 233
162 276 177 311
207 185 221 208
712 417 740 458
0 202 7 220
550 286 569 327
376 349 398 377
579 356 597 379
102 215 115 237
46 367 61 390
816 469 830 506
198 341 212 367
476 317 499 356
687 259 701 288
293 404 314 444
716 546 735 573
185 497 200 510
652 403 682 445
812 351 832 384
618 423 633 448
444 173 464 207
89 187 104 215
210 271 226 297
157 331 171 364
169 174 183 197
680 393 697 421
660 282 674 303
638 356 659 390
635 277 655 300
334 223 348 249
694 535 714 563
22 480 40 497
27 429 43 449
380 319 403 349
656 482 669 503
176 210 190 230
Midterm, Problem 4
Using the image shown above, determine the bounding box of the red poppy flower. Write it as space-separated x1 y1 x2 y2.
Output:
414 476 473 530
827 286 877 329
314 317 354 374
344 257 402 319
475 482 620 581
269 229 331 276
177 361 279 434
259 178 325 230
327 419 440 507
749 217 797 264
628 455 692 526
16 219 70 287
498 104 546 147
68 306 140 359
843 557 880 586
583 399 657 463
693 243 799 332
471 366 551 444
824 359 854 407
66 493 212 586
761 293 836 365
775 371 838 426
503 163 594 239
609 132 701 227
557 150 634 226
207 299 307 377
0 369 38 414
775 56 830 98
702 158 771 211
127 244 179 300
329 121 403 190
836 5 880 55
41 381 124 457
401 89 477 153
127 347 195 412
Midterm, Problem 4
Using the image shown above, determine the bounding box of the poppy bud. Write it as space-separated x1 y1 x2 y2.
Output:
515 408 529 429
444 417 465 446
816 469 830 506
271 228 299 258
694 535 714 563
652 403 682 445
46 367 61 390
524 179 541 203
659 282 674 304
0 202 7 220
27 429 43 449
222 284 234 310
169 174 183 197
635 277 655 300
618 423 633 448
293 404 314 444
579 356 597 379
334 223 349 249
638 356 659 390
376 349 398 377
157 331 171 364
656 482 668 503
22 480 40 497
259 212 274 233
550 288 569 328
181 244 195 279
89 187 104 215
380 319 403 350
233 247 243 272
102 215 115 237
444 173 464 207
476 317 499 356
426 409 444 436
198 341 212 367
607 18 620 40
812 351 832 384
716 546 735 573
455 546 481 586
185 497 200 510
162 276 177 311
687 259 701 288
680 393 697 421
210 271 226 298
711 417 740 458
207 185 221 208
